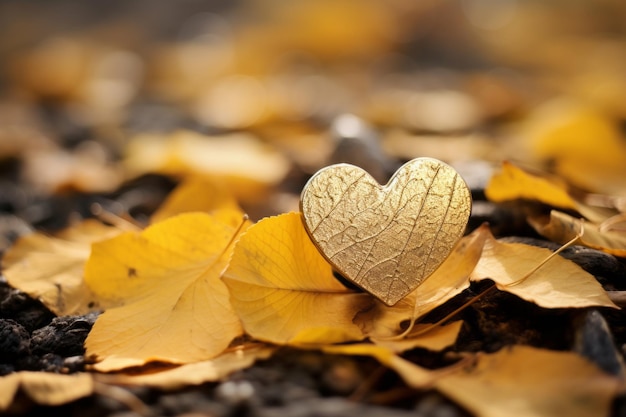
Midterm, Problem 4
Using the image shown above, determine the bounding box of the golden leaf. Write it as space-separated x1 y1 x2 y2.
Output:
221 212 373 345
355 224 489 339
470 229 617 309
485 161 615 223
84 211 248 370
94 345 275 390
436 346 621 417
485 161 578 211
3 220 120 315
0 372 93 410
530 210 626 257
124 130 291 204
150 176 243 223
300 157 471 306
23 146 123 194
524 100 626 195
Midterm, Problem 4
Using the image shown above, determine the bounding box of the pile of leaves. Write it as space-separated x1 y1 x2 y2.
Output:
1 1 626 417
2 156 625 416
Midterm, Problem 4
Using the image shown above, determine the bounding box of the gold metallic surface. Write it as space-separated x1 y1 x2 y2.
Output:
300 158 472 306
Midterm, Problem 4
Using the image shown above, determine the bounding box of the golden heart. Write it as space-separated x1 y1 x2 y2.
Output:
300 157 471 306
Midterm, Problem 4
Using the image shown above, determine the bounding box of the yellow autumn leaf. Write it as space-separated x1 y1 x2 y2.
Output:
150 176 242 223
325 344 620 416
2 220 120 315
485 161 578 210
124 130 291 204
355 224 489 339
470 228 617 309
530 210 626 257
94 344 275 390
0 372 93 410
84 211 248 371
485 161 615 223
524 99 626 195
436 345 621 417
23 146 123 194
221 212 374 345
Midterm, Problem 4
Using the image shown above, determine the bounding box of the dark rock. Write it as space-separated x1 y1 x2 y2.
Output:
573 309 625 378
63 355 88 374
329 114 397 184
215 380 256 404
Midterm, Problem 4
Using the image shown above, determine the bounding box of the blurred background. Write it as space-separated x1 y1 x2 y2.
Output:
1 0 626 232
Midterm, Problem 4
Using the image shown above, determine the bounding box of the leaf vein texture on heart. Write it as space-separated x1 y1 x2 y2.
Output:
300 157 471 306
310 171 369 233
387 164 442 281
420 169 458 280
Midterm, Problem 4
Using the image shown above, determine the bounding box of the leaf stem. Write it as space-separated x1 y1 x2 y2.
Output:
90 203 142 231
218 214 249 260
505 217 583 288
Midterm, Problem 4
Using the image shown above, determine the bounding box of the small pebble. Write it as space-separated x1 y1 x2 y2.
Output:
215 380 255 404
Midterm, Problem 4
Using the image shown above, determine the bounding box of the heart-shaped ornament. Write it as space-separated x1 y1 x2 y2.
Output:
300 157 471 306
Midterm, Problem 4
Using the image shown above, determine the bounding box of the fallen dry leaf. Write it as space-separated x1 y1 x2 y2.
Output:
3 220 121 315
124 130 291 204
23 144 124 194
84 211 248 370
470 228 617 309
150 175 243 223
0 372 93 410
222 212 373 345
523 99 626 195
324 343 621 416
485 161 578 211
355 224 489 339
8 37 93 101
300 157 471 306
436 345 621 417
94 344 275 390
530 210 626 257
485 161 615 223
